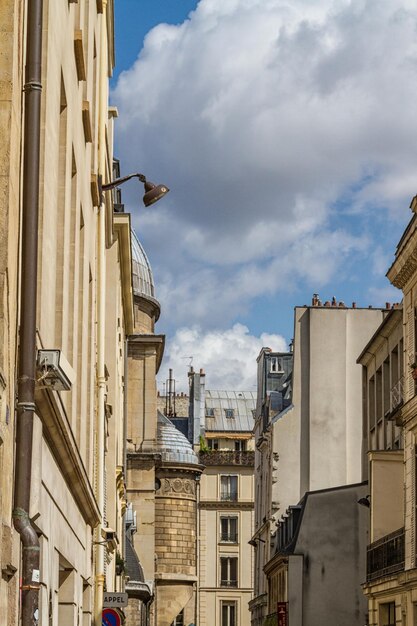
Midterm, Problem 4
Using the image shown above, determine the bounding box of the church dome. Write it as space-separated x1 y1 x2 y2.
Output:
156 411 199 466
131 229 156 299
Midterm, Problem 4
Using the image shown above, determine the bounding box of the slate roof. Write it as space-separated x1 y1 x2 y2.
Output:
204 390 256 433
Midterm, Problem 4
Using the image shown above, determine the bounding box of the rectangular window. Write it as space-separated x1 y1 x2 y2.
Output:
376 367 382 422
220 557 238 587
225 408 235 418
221 602 236 626
220 475 238 501
379 602 395 626
270 357 283 373
206 407 215 417
234 440 246 452
208 439 219 450
220 517 238 543
369 375 376 430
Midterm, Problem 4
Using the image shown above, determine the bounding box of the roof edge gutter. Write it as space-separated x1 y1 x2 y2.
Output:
13 0 43 623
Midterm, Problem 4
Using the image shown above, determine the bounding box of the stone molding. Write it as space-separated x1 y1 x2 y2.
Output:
159 477 196 499
35 387 100 526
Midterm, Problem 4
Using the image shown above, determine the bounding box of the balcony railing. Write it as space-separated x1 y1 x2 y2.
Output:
367 527 404 581
220 579 238 587
390 378 404 413
199 450 255 466
220 533 238 543
220 492 238 502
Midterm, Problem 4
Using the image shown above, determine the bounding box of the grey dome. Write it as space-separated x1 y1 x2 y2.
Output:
156 411 199 465
131 229 155 299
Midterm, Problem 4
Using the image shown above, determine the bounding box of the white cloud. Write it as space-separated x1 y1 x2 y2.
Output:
113 0 417 329
157 323 287 392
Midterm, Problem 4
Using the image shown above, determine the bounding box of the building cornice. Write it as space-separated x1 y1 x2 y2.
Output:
35 388 100 527
128 334 165 373
386 205 417 288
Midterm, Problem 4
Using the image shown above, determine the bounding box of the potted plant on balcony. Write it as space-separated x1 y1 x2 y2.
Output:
410 362 417 380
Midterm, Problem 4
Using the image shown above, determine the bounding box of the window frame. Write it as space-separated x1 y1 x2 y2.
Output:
220 475 238 501
220 556 238 588
220 516 238 543
221 601 237 626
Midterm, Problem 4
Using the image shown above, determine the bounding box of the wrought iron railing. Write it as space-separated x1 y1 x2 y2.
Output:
220 491 238 502
390 378 404 412
220 532 238 543
199 450 255 466
367 527 404 581
220 579 238 587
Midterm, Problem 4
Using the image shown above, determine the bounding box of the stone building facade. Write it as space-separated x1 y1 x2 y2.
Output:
125 237 203 626
158 378 256 626
252 299 388 626
0 0 134 624
359 194 417 625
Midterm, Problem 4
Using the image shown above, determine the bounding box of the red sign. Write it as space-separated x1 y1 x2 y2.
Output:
102 608 121 626
277 602 288 626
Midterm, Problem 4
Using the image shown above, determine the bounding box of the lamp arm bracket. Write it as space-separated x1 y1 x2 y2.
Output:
101 172 147 192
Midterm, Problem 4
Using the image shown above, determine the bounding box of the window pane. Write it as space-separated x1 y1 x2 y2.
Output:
230 558 237 585
220 558 227 583
221 518 228 539
221 476 238 501
230 604 236 626
221 602 236 626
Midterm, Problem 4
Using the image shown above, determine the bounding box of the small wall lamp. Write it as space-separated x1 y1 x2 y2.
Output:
101 172 169 207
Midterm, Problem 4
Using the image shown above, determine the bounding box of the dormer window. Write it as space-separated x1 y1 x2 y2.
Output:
225 408 235 418
206 407 215 417
270 357 283 374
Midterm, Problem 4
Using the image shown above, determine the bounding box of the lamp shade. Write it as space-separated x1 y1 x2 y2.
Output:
143 181 169 207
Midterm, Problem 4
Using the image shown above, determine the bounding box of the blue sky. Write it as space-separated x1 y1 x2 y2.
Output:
111 0 416 390
113 1 199 80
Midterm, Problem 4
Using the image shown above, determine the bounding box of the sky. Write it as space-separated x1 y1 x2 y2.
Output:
112 0 417 392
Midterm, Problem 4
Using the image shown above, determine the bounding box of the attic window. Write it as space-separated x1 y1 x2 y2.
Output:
270 357 283 374
225 409 235 418
206 407 215 417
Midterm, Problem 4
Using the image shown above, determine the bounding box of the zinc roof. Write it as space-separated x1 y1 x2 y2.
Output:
204 390 256 433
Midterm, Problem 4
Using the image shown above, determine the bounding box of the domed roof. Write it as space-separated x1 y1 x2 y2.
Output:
156 411 199 465
131 229 156 299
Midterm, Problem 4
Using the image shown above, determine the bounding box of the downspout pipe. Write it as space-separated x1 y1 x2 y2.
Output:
95 1 108 623
13 0 43 624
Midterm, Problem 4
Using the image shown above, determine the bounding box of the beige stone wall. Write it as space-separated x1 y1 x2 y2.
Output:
0 0 25 622
127 456 157 582
155 496 196 575
0 0 129 623
199 462 254 626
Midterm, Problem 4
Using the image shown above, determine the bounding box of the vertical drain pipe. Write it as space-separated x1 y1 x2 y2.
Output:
94 1 108 623
13 0 43 624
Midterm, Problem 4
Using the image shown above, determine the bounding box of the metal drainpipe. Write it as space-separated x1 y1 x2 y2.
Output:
94 1 108 623
13 0 43 624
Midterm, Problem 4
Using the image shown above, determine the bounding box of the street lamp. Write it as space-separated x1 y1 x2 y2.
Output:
101 172 169 207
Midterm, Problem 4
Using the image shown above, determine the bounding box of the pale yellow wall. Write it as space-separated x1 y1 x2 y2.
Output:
1 0 126 622
199 460 254 626
0 0 23 621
